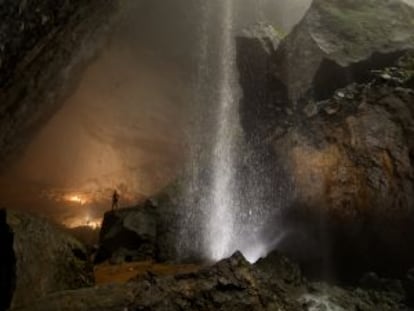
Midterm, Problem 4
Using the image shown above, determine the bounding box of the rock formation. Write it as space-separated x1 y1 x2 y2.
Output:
0 209 93 310
238 0 414 142
95 202 158 264
11 251 410 311
237 0 414 280
273 0 414 103
0 0 118 170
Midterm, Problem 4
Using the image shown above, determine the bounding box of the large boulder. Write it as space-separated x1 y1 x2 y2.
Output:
273 0 414 103
0 209 93 310
95 203 158 264
237 0 414 142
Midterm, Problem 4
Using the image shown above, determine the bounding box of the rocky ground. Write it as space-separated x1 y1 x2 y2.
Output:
9 248 414 311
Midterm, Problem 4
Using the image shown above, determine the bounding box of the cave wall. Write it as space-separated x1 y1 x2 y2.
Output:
237 0 414 280
0 0 118 170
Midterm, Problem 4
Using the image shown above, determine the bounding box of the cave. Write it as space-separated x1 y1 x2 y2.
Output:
1 0 414 310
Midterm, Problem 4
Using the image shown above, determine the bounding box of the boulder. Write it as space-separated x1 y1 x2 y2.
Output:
272 0 414 104
95 202 158 264
237 0 414 142
0 209 93 310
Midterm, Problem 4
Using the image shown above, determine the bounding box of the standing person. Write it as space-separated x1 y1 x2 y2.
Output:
112 190 119 211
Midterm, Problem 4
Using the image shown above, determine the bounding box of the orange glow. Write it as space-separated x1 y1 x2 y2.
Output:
64 194 89 205
63 216 101 229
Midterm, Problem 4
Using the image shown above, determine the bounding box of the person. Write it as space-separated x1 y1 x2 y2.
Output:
112 190 119 211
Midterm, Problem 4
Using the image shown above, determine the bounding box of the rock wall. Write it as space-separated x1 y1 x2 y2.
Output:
1 209 93 310
95 204 158 264
0 0 118 170
237 0 414 280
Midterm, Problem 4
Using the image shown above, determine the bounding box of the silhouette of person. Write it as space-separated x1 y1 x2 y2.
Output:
112 190 119 211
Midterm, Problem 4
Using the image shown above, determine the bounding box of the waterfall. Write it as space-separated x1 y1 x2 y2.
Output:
178 0 274 264
204 0 240 261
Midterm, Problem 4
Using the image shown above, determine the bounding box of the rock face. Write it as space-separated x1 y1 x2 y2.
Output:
95 203 158 264
271 62 414 279
236 0 414 280
0 0 118 170
11 252 409 311
238 0 414 142
273 0 414 103
0 209 93 310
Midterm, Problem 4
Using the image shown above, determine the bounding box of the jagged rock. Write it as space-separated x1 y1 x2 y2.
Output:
11 252 303 311
238 0 414 142
255 250 303 288
301 282 405 311
0 0 118 170
266 59 414 279
272 0 414 104
236 0 414 280
360 272 405 295
95 202 158 264
0 209 93 310
11 251 411 311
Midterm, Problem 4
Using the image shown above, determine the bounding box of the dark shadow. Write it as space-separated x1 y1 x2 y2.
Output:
311 51 406 101
265 200 414 285
0 209 16 311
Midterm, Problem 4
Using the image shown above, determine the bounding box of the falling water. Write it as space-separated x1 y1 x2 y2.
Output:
179 0 279 263
205 0 241 261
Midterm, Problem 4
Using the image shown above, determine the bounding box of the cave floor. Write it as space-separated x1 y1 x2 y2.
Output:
94 261 202 285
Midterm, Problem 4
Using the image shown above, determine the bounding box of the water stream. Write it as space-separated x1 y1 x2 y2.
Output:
205 0 240 261
179 0 274 263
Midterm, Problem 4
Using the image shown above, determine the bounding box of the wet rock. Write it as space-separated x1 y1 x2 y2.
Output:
301 282 405 311
95 202 158 264
236 22 286 140
272 0 414 105
360 272 404 295
0 209 93 309
255 250 303 288
12 252 303 311
236 0 414 278
267 58 414 279
11 250 412 311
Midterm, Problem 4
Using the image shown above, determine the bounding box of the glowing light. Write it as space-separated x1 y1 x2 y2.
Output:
63 216 101 229
64 194 89 205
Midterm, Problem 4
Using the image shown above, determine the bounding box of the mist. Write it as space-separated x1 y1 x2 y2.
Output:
0 0 311 228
